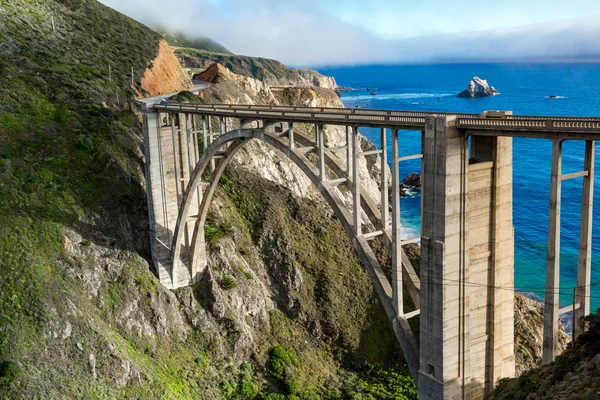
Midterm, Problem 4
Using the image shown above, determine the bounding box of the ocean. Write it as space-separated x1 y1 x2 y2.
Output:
319 63 600 317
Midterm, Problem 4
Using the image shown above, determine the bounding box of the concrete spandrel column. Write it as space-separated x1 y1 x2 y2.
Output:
317 123 326 180
142 106 174 287
468 135 515 394
352 126 361 235
346 125 353 179
419 115 471 400
391 129 402 316
575 140 595 338
288 122 295 149
543 139 562 364
380 128 389 230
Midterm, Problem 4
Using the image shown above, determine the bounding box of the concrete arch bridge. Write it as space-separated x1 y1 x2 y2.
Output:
142 103 600 399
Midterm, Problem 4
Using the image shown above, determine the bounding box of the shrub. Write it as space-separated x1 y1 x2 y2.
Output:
205 212 234 245
266 346 301 394
220 274 237 290
0 361 19 382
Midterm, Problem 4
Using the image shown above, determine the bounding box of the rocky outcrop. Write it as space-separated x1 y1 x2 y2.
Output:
514 293 569 376
139 39 193 98
182 48 336 89
402 172 421 187
493 308 600 400
293 68 338 90
457 76 499 98
193 62 229 84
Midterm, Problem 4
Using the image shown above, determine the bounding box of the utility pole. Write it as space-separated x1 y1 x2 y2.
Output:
131 67 134 86
572 287 577 341
109 63 112 81
51 16 56 34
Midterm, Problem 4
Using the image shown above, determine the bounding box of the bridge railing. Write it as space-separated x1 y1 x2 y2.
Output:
152 103 600 136
459 117 600 131
171 102 480 118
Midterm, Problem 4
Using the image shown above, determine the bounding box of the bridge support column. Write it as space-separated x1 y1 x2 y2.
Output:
419 115 471 399
317 123 326 180
346 125 353 179
380 128 389 229
543 139 563 364
142 107 203 289
352 126 362 235
574 140 595 338
391 128 403 316
419 117 515 399
288 122 295 149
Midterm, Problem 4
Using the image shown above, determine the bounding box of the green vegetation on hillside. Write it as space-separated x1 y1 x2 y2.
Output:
203 166 417 399
0 0 163 396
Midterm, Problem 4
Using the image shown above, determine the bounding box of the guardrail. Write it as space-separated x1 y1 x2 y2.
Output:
153 103 600 136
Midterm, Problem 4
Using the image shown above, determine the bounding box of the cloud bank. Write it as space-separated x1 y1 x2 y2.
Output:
99 0 600 67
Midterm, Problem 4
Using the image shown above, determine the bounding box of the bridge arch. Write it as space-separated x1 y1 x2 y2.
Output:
170 126 419 379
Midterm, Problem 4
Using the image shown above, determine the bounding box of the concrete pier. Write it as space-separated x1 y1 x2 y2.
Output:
418 116 514 399
142 106 202 288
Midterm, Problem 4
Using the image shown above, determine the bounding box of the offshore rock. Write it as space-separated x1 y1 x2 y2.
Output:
402 172 421 187
457 76 499 98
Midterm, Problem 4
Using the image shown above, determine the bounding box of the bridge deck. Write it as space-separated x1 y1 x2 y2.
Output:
153 103 600 139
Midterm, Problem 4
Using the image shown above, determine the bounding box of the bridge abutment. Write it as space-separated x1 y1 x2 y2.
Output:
419 116 514 399
142 105 203 289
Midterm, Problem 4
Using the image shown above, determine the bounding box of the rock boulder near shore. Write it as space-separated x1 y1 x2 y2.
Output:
457 76 499 98
402 172 421 187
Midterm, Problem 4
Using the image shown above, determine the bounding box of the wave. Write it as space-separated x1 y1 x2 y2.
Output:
401 225 419 241
548 95 568 99
341 93 454 102
403 187 420 198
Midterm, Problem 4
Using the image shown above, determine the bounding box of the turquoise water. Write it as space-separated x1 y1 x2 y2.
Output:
319 63 600 313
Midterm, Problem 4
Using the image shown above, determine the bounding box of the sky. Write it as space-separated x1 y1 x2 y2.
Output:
99 0 600 67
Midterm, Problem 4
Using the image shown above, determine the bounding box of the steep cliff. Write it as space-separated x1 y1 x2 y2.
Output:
138 39 193 97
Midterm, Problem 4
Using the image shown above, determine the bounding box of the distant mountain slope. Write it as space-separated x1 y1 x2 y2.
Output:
175 47 338 89
159 29 232 54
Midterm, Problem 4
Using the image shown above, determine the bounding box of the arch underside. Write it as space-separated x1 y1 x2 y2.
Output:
171 127 420 379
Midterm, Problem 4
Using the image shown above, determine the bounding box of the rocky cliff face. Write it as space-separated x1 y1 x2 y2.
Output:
139 39 193 97
514 294 570 376
492 309 600 400
178 47 338 89
293 68 338 90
